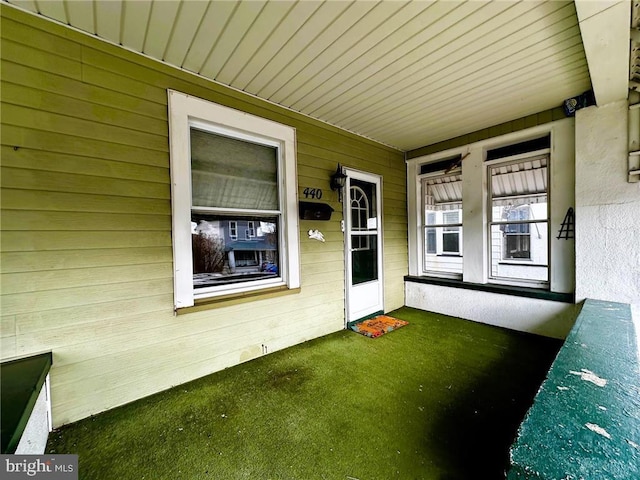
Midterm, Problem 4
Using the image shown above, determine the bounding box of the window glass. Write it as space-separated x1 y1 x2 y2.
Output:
190 128 278 211
489 156 549 283
422 173 463 276
426 213 436 254
191 214 279 289
168 90 300 308
190 128 282 293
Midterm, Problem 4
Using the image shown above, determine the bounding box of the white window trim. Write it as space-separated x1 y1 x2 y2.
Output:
229 221 237 241
167 90 300 309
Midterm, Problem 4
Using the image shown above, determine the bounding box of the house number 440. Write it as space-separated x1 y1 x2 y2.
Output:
303 187 323 199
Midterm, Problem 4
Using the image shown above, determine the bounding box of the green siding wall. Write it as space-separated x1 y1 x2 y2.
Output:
0 6 407 426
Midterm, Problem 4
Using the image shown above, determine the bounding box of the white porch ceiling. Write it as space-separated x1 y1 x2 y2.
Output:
6 0 596 151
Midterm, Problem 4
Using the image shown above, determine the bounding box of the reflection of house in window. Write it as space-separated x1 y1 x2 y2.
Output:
223 220 277 269
191 216 279 288
503 207 530 259
442 211 461 254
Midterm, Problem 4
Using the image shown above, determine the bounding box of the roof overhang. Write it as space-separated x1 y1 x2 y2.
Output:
574 1 630 106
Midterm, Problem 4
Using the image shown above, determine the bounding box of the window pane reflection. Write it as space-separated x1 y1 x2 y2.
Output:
191 214 279 289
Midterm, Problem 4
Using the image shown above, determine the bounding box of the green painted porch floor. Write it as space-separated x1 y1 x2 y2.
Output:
47 307 561 480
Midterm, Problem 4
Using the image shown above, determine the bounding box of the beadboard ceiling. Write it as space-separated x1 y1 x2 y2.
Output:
4 0 598 150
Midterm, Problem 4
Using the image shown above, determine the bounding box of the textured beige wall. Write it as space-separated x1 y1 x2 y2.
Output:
575 101 640 307
0 6 407 426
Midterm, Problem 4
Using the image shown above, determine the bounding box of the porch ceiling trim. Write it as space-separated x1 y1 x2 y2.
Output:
4 0 594 150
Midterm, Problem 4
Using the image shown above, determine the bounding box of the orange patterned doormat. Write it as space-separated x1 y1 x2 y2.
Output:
350 315 409 338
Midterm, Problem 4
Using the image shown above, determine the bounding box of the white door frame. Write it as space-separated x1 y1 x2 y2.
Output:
343 168 384 325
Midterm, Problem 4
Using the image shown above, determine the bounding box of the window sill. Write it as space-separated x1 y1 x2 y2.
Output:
405 275 574 303
176 286 301 314
498 260 546 267
1 351 52 454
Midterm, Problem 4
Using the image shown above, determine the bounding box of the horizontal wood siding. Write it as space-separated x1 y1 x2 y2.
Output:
0 6 407 426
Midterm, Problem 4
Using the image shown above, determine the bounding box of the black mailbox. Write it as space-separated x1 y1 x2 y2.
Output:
299 201 334 221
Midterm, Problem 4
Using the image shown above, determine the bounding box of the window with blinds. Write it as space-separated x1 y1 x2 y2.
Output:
168 90 300 308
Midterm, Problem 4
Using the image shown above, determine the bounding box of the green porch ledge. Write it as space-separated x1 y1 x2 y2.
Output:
508 299 640 479
1 352 52 454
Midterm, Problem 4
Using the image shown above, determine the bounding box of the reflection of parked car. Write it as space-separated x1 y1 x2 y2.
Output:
261 262 278 274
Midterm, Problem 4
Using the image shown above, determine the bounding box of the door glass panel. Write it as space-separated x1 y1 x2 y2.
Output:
351 234 378 285
350 180 377 230
350 178 378 285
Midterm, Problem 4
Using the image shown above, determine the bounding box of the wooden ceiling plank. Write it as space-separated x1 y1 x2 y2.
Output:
121 0 152 52
282 1 432 108
35 0 67 23
65 0 94 34
142 0 180 60
231 1 321 91
162 0 208 65
216 0 295 86
264 0 382 104
349 33 586 135
335 14 584 131
181 1 236 74
199 0 266 80
295 0 465 115
391 73 591 150
367 62 588 144
301 0 495 117
245 1 352 96
332 2 576 126
9 0 38 13
316 1 571 124
95 0 122 45
365 55 588 141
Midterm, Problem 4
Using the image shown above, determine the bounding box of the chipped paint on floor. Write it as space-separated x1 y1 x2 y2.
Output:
585 423 612 439
568 369 607 387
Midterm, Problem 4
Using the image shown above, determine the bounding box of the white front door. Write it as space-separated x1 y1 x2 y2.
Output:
344 169 384 324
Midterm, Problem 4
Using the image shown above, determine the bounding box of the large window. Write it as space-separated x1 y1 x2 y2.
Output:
421 172 463 277
168 91 300 308
408 126 572 294
488 154 549 285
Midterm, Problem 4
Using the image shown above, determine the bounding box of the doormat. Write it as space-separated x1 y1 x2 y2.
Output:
350 315 408 338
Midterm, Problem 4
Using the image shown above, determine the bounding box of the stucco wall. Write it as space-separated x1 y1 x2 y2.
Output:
0 6 407 426
405 282 578 339
575 101 640 309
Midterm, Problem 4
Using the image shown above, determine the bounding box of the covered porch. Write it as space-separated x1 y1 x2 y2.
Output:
1 0 639 477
